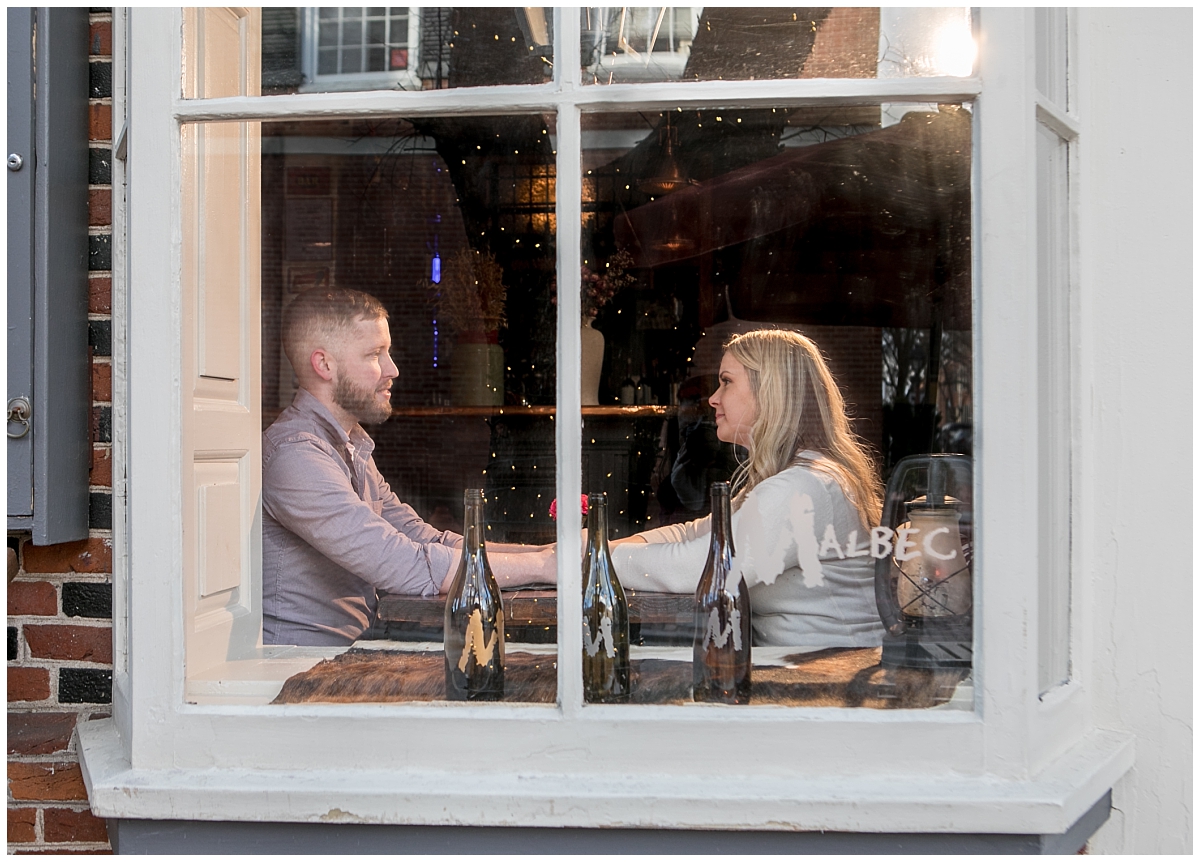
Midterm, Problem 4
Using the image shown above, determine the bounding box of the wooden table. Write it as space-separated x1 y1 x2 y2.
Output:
273 643 971 710
322 592 973 709
374 589 696 644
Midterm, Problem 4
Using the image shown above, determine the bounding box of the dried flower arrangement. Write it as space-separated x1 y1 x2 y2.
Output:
551 248 638 321
425 248 507 335
581 248 636 320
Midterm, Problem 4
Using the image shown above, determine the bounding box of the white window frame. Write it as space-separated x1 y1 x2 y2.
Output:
81 8 1132 834
299 6 422 93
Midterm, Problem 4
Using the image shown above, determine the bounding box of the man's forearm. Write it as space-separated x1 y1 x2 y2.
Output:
438 548 557 593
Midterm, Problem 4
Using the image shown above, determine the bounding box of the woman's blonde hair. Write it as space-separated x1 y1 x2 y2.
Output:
724 329 882 529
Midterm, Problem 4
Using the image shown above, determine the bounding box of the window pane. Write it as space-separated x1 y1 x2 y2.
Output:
341 47 362 74
259 8 554 96
582 7 974 85
580 105 974 708
1036 122 1071 694
257 116 558 704
317 47 338 76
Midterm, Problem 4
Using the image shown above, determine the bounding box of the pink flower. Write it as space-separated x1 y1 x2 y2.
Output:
549 494 589 520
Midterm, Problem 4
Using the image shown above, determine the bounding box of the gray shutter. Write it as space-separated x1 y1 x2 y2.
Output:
7 7 91 544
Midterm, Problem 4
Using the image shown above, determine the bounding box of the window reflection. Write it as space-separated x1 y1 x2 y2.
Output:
261 7 553 95
580 104 974 706
582 7 973 85
260 117 558 700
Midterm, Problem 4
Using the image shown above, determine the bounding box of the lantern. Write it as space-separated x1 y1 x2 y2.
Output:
874 454 973 669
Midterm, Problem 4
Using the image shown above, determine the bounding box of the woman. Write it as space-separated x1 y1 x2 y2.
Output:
610 329 885 649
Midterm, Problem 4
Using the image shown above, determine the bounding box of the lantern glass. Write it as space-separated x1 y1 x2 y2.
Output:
895 507 971 618
875 454 974 669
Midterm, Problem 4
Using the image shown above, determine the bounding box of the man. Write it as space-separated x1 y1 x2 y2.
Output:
262 287 554 645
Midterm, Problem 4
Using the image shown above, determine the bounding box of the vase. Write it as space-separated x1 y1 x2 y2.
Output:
581 317 605 406
451 332 504 406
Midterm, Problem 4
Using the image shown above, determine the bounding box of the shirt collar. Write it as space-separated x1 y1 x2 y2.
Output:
292 388 374 456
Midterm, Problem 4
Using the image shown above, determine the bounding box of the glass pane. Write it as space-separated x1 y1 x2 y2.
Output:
580 105 974 708
1036 122 1071 694
260 8 553 96
258 116 558 704
582 7 974 85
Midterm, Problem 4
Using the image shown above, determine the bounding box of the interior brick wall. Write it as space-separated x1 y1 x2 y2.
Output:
7 9 114 854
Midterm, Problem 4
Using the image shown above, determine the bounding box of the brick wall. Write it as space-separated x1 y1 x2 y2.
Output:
7 9 114 854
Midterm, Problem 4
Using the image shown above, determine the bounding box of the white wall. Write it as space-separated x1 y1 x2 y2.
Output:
1076 7 1193 854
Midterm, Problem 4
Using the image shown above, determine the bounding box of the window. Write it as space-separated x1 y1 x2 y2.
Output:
301 7 421 91
82 7 1135 836
1033 8 1076 695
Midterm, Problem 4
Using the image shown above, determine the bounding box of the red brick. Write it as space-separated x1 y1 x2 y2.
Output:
92 362 112 403
91 446 112 488
44 808 109 844
8 668 51 702
88 188 112 226
8 713 77 755
8 808 37 843
7 762 88 802
89 21 112 57
8 580 58 616
88 276 112 314
23 538 112 575
802 8 880 80
89 103 111 141
24 624 112 663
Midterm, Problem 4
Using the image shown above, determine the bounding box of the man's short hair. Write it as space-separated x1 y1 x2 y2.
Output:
282 287 388 374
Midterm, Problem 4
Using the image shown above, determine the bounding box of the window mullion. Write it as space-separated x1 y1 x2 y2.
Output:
554 6 584 714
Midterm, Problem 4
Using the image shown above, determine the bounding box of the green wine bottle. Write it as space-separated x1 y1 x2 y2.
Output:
444 489 504 701
693 482 751 704
582 493 631 703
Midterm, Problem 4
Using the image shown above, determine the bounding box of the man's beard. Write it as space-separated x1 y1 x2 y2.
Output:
333 375 392 425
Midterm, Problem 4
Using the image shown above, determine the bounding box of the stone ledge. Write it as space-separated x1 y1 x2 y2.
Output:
79 719 1132 835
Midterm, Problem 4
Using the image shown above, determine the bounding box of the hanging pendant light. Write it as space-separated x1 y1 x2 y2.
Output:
637 114 698 197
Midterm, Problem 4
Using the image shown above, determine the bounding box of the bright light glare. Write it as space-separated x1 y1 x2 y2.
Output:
932 23 976 77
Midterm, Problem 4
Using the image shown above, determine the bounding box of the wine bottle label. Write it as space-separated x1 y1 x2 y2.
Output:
457 608 501 672
700 606 744 652
583 616 616 659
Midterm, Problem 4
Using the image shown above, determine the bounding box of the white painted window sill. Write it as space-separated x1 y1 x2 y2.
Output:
78 719 1131 834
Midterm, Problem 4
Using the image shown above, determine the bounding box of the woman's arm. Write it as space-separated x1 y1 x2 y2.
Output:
610 468 844 594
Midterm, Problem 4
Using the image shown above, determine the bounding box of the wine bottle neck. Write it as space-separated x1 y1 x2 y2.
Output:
462 493 488 561
586 501 608 547
708 484 734 559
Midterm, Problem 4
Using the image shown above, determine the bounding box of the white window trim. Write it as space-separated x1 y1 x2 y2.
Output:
81 8 1133 833
299 6 422 93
